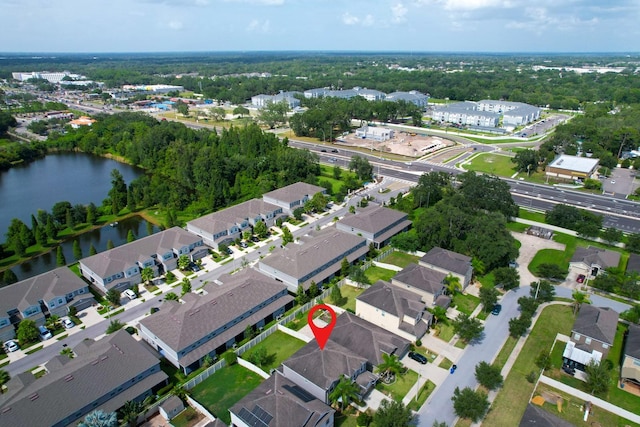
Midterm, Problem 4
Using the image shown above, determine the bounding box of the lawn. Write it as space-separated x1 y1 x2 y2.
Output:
462 153 517 177
434 323 455 343
170 407 204 427
242 330 306 372
318 165 359 195
506 221 530 233
519 209 547 223
483 305 574 426
364 266 397 283
190 363 264 425
493 336 518 370
452 293 480 316
528 248 569 275
381 251 420 268
407 379 436 411
375 369 419 402
337 284 365 312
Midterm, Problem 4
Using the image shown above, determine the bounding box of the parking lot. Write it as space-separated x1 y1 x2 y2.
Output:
603 166 640 197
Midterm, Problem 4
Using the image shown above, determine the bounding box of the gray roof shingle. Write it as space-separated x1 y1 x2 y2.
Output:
357 280 425 323
230 371 334 427
573 305 619 345
0 330 167 427
420 247 472 276
393 263 446 295
626 253 640 275
625 324 640 360
570 246 621 270
263 182 325 204
187 199 280 235
337 206 411 237
519 404 575 427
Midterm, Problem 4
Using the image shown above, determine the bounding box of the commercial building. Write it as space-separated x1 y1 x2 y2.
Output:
138 269 293 373
186 199 283 249
230 371 334 427
251 91 302 109
0 330 168 427
546 155 600 181
80 227 207 294
0 267 94 343
354 126 394 141
11 71 85 83
336 205 411 249
258 227 368 292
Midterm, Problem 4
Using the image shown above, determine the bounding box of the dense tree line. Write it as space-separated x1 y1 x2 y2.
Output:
47 112 320 215
545 204 603 238
390 171 519 271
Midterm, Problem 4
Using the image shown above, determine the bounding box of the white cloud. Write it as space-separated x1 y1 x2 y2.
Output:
342 12 375 26
391 3 408 23
506 6 599 32
247 18 271 32
168 20 184 30
225 0 284 4
415 0 514 11
362 14 375 26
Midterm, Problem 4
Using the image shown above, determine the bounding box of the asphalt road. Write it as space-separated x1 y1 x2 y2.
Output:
416 285 631 427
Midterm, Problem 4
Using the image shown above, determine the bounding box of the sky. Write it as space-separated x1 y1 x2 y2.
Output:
1 0 639 53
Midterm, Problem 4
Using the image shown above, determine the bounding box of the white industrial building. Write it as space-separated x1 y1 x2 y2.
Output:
355 126 394 141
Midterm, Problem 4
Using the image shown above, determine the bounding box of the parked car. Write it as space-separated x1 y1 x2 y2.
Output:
189 262 201 272
577 274 586 284
62 317 75 329
408 351 428 365
38 325 53 340
491 304 502 315
331 149 338 153
225 247 234 255
450 364 458 374
4 340 19 353
251 236 260 243
123 289 137 300
240 241 249 249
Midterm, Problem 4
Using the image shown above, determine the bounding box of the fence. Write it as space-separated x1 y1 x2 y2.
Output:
183 247 396 390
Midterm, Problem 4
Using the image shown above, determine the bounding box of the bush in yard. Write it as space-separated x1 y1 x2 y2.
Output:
525 370 538 383
106 320 124 334
224 351 237 365
106 289 121 306
356 411 373 427
535 351 551 370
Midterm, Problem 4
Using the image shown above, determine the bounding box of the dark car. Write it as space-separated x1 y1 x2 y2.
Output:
240 241 249 248
189 262 201 272
577 274 586 283
491 304 502 315
450 364 458 374
408 351 427 365
320 149 327 152
331 149 338 153
225 248 233 255
251 236 260 243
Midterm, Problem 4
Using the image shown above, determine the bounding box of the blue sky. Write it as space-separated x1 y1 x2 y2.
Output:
1 0 638 53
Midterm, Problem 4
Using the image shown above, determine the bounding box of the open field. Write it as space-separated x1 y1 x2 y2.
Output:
462 153 516 177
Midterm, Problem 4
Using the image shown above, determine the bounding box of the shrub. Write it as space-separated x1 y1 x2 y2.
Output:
525 370 538 383
106 320 124 334
224 352 238 365
356 412 373 427
415 339 422 347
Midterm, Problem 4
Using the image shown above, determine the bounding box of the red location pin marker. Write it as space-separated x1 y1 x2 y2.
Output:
308 304 337 350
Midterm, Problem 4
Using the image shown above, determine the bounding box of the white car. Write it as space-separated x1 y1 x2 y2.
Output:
62 318 75 329
123 289 137 300
4 340 19 353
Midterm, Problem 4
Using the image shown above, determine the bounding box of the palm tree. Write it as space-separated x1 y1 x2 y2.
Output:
430 305 448 326
375 353 404 383
141 267 154 287
46 314 60 331
444 274 462 296
572 290 591 315
119 400 144 427
329 376 360 411
0 369 10 393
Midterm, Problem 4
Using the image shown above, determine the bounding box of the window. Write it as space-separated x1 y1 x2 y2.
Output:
574 333 581 340
603 343 609 349
585 338 591 345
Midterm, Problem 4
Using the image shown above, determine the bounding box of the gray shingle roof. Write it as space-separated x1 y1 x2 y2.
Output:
337 206 410 236
357 281 425 323
626 253 640 275
81 227 202 278
0 267 87 315
0 330 167 427
570 246 621 270
139 269 290 357
230 371 334 427
420 247 472 276
263 182 325 204
625 324 640 360
393 263 446 295
329 312 411 365
283 339 367 390
260 228 367 287
519 404 575 427
187 199 280 235
573 305 619 345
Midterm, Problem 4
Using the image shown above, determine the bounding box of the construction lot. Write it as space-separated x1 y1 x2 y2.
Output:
338 130 456 158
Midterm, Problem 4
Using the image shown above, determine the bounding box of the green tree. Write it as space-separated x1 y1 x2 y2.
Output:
536 263 567 281
333 165 342 180
430 305 448 326
281 225 293 245
512 149 539 174
349 266 370 286
175 101 189 116
178 255 191 271
65 208 75 230
254 220 268 238
233 106 250 117
373 399 413 427
108 169 127 215
328 376 361 411
508 315 532 338
106 320 124 334
72 240 82 260
493 267 520 290
375 353 404 382
572 290 590 315
60 347 74 358
0 369 10 393
106 289 121 306
164 292 179 301
119 400 144 427
518 296 539 316
444 274 462 296
257 100 290 129
296 285 309 305
479 287 500 312
349 155 373 181
530 280 555 302
17 319 39 345
181 277 192 295
474 361 503 391
627 233 640 253
52 201 72 224
601 227 623 245
248 347 273 367
78 410 118 427
330 284 344 305
46 314 60 331
86 202 98 225
56 246 66 266
126 230 136 243
451 313 483 343
451 387 489 422
293 207 305 221
308 281 320 299
141 267 154 286
341 257 351 277
584 360 610 395
106 239 115 250
535 351 552 371
0 269 18 286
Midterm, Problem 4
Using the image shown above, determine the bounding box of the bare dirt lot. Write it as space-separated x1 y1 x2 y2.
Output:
338 130 456 158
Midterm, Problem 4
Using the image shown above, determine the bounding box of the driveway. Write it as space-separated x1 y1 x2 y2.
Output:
511 232 565 286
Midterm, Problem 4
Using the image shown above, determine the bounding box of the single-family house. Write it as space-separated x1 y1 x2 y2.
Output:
262 182 326 215
329 311 411 366
138 269 293 373
186 199 283 249
570 246 621 278
230 371 335 427
258 228 368 292
563 305 618 372
0 330 168 427
0 267 94 342
419 247 473 290
80 227 207 293
621 324 640 387
391 263 447 306
336 205 412 249
281 339 375 405
356 281 430 342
